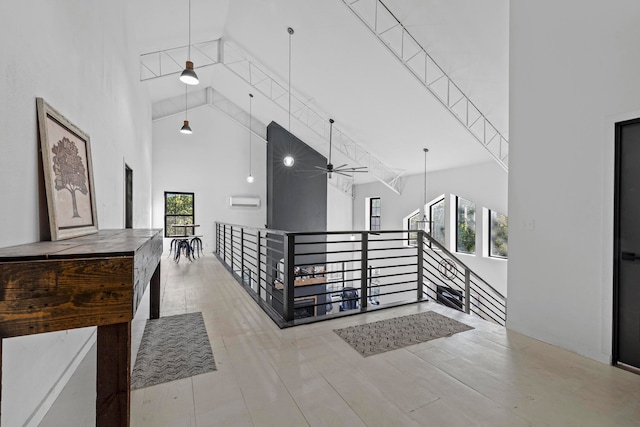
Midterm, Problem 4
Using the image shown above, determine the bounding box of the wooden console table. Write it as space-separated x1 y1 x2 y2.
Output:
0 229 162 426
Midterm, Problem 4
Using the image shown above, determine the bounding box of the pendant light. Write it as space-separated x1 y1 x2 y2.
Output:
247 93 255 183
416 148 430 232
180 86 192 134
283 27 294 167
179 0 199 85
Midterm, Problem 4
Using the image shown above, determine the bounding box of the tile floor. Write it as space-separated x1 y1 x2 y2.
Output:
40 254 640 426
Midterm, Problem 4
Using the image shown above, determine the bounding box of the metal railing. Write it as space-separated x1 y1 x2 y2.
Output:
215 222 506 328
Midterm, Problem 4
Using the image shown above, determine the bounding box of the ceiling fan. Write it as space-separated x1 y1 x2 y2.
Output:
312 119 368 178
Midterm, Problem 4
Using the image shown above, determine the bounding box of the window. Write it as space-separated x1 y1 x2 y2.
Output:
456 196 476 254
429 197 446 247
407 210 421 246
489 210 508 258
369 197 381 231
165 192 194 237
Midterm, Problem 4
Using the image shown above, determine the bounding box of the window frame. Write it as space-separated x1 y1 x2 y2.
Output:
164 191 195 237
455 196 476 254
488 209 508 259
406 210 421 246
369 197 381 231
428 196 446 248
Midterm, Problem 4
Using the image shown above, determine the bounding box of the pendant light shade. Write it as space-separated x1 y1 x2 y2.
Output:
180 61 199 85
180 0 199 85
247 93 254 183
180 86 192 134
180 120 192 134
283 155 295 167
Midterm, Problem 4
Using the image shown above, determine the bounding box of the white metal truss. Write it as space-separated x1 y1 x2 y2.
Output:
342 0 509 171
140 38 404 194
221 39 405 194
140 40 221 81
150 87 354 197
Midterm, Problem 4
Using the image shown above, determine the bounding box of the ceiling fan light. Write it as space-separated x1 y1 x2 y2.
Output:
180 120 192 134
180 61 199 85
283 155 295 167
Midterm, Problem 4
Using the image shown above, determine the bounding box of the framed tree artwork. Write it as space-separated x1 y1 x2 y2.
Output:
37 98 98 241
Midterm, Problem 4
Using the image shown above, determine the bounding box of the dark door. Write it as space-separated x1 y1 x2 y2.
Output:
614 118 640 370
125 164 133 229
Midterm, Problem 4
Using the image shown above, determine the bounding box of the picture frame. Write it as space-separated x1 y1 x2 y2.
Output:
36 98 99 241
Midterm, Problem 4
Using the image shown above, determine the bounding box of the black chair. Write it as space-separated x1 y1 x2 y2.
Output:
190 236 203 258
339 287 359 311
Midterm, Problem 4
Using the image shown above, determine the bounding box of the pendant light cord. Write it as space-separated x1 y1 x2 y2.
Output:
187 0 191 61
185 85 188 120
329 119 333 164
288 28 292 142
249 94 253 175
423 148 429 221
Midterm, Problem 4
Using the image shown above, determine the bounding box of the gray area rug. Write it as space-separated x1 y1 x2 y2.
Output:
131 312 216 389
334 311 473 357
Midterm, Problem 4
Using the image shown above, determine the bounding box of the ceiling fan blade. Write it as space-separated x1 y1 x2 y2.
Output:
335 167 369 173
334 164 348 170
335 171 353 177
309 171 328 178
314 166 329 171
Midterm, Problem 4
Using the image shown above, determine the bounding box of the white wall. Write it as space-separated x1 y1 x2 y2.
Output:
353 161 509 296
0 1 153 425
327 185 353 232
508 0 640 363
152 105 267 253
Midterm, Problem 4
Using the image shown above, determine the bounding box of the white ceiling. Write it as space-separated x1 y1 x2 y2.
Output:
132 0 509 181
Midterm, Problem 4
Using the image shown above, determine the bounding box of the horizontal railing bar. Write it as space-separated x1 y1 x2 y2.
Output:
469 300 503 324
293 239 356 245
368 254 417 261
373 262 420 269
373 271 417 280
376 279 417 288
215 221 289 235
294 249 359 257
376 287 416 297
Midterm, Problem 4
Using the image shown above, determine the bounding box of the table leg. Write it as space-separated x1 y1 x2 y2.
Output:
0 338 3 423
96 322 131 427
150 263 161 320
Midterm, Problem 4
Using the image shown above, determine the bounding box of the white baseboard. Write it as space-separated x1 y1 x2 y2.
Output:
24 329 97 427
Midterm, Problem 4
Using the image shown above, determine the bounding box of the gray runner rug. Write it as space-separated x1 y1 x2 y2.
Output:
131 312 217 389
334 311 473 357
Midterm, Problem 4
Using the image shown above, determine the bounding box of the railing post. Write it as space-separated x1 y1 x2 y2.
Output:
360 232 368 310
283 234 295 322
230 226 234 273
256 230 261 295
464 268 471 314
240 228 245 285
222 225 226 263
417 230 424 301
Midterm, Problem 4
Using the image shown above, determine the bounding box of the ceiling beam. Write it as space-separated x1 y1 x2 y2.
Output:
343 0 509 171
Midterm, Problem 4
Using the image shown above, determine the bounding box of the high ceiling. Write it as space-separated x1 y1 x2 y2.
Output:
131 0 509 181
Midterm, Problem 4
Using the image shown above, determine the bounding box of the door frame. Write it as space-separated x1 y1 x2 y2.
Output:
124 162 133 229
612 117 640 367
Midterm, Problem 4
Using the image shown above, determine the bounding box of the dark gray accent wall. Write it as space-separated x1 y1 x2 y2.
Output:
266 121 328 317
267 121 327 232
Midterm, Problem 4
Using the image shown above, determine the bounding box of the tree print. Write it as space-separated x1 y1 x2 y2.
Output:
51 137 88 218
